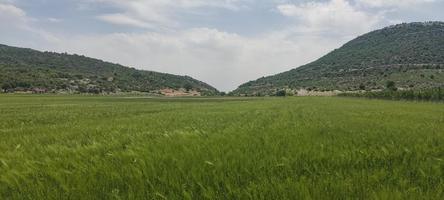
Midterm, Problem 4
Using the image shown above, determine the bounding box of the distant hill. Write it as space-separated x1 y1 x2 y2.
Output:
233 22 444 96
0 44 218 95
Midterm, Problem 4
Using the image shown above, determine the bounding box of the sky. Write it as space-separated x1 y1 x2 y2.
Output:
1 0 444 91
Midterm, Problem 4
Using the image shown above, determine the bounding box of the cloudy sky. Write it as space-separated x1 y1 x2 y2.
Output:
1 0 443 91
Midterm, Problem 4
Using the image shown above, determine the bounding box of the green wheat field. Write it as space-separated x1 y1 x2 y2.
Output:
1 95 444 199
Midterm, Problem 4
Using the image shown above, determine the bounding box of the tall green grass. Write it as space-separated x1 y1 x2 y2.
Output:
0 95 444 199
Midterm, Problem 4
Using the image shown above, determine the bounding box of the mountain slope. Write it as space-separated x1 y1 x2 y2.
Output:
0 44 218 95
234 22 444 95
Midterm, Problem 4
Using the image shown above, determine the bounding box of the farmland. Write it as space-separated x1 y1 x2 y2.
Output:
1 95 444 199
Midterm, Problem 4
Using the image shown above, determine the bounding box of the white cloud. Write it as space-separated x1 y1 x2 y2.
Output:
97 13 153 28
277 0 382 37
47 18 62 23
90 0 249 28
0 3 26 23
356 0 436 8
0 3 60 47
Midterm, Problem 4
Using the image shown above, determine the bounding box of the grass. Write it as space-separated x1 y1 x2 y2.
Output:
0 95 444 199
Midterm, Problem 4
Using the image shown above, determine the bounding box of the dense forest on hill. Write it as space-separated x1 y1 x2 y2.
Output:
0 44 218 95
234 22 444 96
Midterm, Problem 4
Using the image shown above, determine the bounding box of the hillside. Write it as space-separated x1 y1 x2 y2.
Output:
0 44 218 95
233 22 444 96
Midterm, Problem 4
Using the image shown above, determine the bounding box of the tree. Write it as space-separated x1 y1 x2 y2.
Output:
184 83 193 92
1 81 15 93
386 81 397 91
276 90 286 97
1 83 9 93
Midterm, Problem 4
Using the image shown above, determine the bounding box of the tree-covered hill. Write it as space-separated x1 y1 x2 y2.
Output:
233 22 444 96
0 44 218 95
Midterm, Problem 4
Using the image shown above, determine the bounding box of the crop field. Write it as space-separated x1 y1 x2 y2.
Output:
0 95 444 199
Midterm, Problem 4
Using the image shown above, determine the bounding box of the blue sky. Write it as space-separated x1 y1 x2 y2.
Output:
1 0 444 91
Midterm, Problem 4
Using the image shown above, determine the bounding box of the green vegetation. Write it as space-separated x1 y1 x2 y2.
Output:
386 81 398 92
275 90 287 97
341 88 444 101
234 22 444 95
0 44 218 95
341 81 444 101
1 95 444 199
